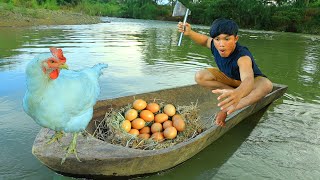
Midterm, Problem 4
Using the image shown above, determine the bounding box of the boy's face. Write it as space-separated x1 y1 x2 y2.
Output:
213 34 239 57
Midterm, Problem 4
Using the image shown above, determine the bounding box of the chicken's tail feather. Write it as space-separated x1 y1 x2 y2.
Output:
92 63 108 76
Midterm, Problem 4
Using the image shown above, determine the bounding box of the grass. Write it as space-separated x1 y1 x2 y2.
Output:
0 2 100 27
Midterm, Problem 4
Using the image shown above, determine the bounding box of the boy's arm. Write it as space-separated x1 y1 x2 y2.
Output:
212 56 254 114
236 56 255 98
177 22 212 49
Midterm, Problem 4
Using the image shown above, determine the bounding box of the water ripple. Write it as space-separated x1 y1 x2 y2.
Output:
1 17 320 180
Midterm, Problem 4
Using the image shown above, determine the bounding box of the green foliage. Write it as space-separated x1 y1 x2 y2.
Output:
1 0 319 34
140 3 157 19
0 2 15 10
56 0 80 6
3 0 39 8
42 0 59 10
118 0 166 19
188 0 319 34
271 8 303 32
74 0 121 16
310 0 320 7
188 2 208 24
301 7 320 33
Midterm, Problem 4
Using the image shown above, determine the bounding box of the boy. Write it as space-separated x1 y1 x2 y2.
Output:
177 18 273 127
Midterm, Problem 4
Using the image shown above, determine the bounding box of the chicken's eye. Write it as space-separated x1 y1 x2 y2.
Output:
50 60 55 63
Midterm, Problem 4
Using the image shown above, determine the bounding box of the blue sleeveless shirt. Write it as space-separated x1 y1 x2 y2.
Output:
211 41 265 81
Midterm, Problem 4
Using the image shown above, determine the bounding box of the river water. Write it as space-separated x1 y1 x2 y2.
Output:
0 17 319 180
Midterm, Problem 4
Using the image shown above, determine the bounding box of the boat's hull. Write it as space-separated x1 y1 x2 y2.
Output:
32 83 287 177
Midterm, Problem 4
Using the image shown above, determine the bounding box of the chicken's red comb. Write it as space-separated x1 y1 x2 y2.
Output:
50 47 66 63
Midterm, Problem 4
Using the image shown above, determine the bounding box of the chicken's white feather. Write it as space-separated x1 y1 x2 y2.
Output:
23 51 107 133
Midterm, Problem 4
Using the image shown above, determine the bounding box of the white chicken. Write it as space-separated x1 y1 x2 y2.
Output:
23 47 107 163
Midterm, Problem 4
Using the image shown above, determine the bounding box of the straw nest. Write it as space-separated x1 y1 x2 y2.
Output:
93 100 207 150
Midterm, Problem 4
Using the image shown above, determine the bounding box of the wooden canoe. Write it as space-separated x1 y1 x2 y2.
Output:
32 83 287 178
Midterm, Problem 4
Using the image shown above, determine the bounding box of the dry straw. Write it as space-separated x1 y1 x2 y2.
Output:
93 100 206 150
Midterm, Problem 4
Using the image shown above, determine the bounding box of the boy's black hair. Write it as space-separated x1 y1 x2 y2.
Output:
209 18 239 38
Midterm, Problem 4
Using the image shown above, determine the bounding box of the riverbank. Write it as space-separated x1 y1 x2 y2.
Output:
0 4 101 27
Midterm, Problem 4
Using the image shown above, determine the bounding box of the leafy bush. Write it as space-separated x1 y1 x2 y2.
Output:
271 8 303 32
3 0 39 8
1 0 319 34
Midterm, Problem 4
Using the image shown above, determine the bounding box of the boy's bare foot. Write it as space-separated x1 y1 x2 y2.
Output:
215 110 227 127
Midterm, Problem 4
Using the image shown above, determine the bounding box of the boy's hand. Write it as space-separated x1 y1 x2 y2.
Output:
177 22 191 36
212 89 242 115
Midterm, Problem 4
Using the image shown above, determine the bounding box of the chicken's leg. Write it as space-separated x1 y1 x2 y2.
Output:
47 131 64 144
61 132 81 164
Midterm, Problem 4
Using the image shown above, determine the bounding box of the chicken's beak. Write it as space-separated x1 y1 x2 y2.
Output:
59 63 69 70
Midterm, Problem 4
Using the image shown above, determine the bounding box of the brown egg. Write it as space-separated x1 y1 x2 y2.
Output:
163 104 176 116
172 114 183 122
151 132 164 142
139 110 154 122
154 113 169 123
162 120 173 129
121 120 131 132
139 126 151 134
133 99 147 110
128 129 139 136
164 126 177 139
151 122 163 133
131 118 146 130
146 102 160 113
138 133 150 140
125 109 138 121
173 118 185 132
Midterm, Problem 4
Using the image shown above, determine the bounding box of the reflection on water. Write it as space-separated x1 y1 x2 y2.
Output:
300 36 320 87
0 17 320 179
213 98 320 180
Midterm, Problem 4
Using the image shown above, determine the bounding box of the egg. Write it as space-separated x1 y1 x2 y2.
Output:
146 102 160 113
162 120 173 129
163 104 176 116
121 120 131 132
138 133 150 140
139 110 154 122
164 126 177 139
133 99 147 110
125 109 138 121
151 122 163 133
131 118 146 130
173 118 185 132
151 132 164 142
128 129 139 136
139 126 151 134
154 113 168 123
172 114 183 121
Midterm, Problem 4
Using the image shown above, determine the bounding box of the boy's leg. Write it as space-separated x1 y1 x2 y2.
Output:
195 68 236 89
234 76 273 111
216 77 273 127
195 68 273 127
195 68 240 127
